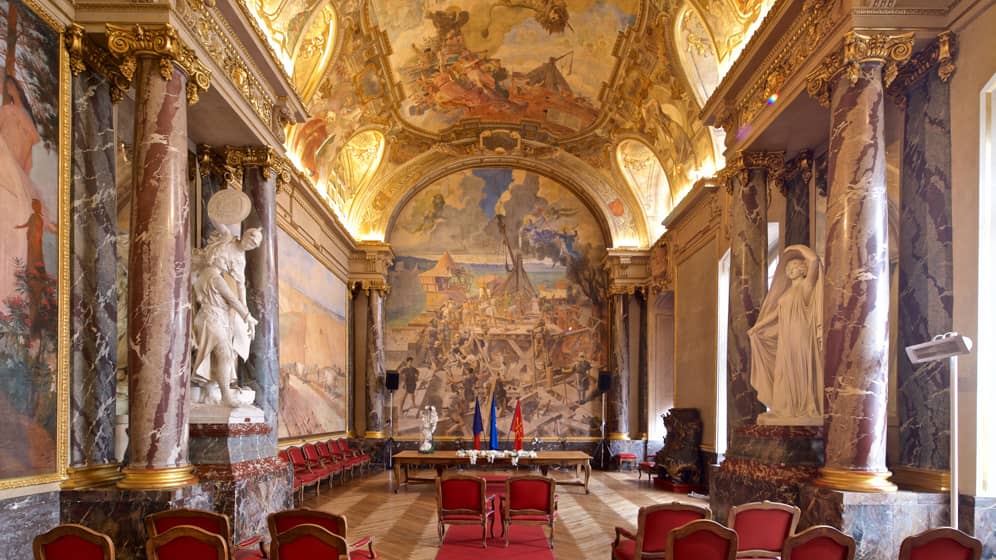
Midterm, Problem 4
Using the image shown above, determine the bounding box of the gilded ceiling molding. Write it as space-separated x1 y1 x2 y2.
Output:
805 31 915 108
886 31 957 106
649 236 673 294
105 23 212 104
604 249 651 297
65 25 132 103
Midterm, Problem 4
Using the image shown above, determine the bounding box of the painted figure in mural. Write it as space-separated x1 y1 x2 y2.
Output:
399 356 419 412
747 245 824 425
481 0 571 37
573 352 591 404
191 226 263 408
14 198 56 341
419 405 439 452
0 75 44 305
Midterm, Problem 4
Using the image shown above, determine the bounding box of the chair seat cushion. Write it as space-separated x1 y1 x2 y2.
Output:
508 514 557 522
612 538 636 560
442 514 492 522
348 550 379 559
234 548 265 560
638 461 654 468
616 453 637 459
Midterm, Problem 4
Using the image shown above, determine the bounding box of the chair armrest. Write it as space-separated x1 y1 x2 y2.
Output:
614 527 635 548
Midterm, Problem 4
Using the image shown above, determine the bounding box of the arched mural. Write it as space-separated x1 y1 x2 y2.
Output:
385 168 609 439
616 139 671 239
674 5 721 107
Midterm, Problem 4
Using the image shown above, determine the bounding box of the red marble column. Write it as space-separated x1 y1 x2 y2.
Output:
817 61 895 492
119 57 196 489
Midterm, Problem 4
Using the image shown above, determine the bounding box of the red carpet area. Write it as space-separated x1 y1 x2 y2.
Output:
435 524 554 560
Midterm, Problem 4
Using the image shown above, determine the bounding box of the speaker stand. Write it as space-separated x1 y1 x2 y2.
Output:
593 391 612 470
385 391 395 469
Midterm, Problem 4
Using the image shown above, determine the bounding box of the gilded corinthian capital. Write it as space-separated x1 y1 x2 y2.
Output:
105 24 212 104
806 31 915 107
719 151 786 194
224 146 292 191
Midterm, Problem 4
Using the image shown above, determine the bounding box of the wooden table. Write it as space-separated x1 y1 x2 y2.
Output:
391 450 593 494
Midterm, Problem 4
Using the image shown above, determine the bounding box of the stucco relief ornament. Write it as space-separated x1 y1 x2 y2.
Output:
189 189 265 423
747 244 824 426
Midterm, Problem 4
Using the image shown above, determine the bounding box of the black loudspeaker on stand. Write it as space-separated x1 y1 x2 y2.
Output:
593 369 613 470
384 370 398 469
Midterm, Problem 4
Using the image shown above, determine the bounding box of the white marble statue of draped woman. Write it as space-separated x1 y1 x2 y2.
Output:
747 244 824 425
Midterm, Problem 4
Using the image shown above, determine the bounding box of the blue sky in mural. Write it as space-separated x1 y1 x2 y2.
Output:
474 168 514 219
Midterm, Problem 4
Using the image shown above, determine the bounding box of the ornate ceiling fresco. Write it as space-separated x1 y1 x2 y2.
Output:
246 0 775 246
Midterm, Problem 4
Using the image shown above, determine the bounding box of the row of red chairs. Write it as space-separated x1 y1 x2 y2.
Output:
611 500 984 560
33 507 378 560
278 438 372 502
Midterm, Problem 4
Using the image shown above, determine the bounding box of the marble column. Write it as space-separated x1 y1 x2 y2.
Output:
365 287 387 437
242 165 280 452
67 68 121 488
725 160 770 435
607 291 631 438
817 59 898 493
784 151 812 247
119 57 196 489
894 46 954 480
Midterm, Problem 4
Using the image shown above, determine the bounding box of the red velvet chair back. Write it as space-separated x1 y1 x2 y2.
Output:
145 508 231 540
268 508 345 538
728 501 800 556
439 476 488 514
666 519 737 560
782 525 856 560
34 524 115 560
639 502 711 554
506 476 555 512
271 524 348 560
899 527 983 560
146 526 228 560
286 446 309 468
302 443 321 463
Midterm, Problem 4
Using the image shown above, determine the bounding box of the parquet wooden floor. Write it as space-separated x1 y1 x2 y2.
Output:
299 467 707 560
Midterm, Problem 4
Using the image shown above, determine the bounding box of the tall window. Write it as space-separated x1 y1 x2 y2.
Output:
716 249 731 455
978 72 996 496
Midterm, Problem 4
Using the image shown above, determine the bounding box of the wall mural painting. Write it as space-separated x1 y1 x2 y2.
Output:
0 0 65 485
374 0 639 135
386 168 608 440
277 229 348 439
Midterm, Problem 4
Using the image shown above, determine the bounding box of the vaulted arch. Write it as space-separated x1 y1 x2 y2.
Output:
615 138 672 240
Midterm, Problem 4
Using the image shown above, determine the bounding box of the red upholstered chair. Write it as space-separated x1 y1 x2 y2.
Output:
145 508 264 560
728 500 800 558
270 524 349 560
615 453 638 471
436 474 497 549
666 519 738 560
33 523 115 560
268 508 378 559
898 527 983 560
339 439 371 471
782 525 856 560
146 526 228 560
285 446 323 498
611 501 711 560
302 441 342 485
501 475 558 548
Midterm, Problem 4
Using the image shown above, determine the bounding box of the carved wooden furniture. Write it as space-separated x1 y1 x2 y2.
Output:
33 524 115 560
146 526 228 560
436 474 497 549
781 525 855 560
654 408 704 491
615 452 638 471
611 501 711 560
391 450 592 493
898 527 983 560
728 500 801 558
269 524 350 560
268 508 378 559
666 519 738 560
501 475 558 548
145 507 265 560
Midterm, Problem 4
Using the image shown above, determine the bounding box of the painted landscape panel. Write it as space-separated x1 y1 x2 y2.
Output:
386 168 608 440
0 0 63 483
277 229 348 439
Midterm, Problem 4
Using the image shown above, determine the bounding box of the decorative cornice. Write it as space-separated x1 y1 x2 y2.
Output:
349 241 395 295
64 25 132 103
806 31 915 108
105 23 212 104
603 249 650 296
224 146 291 191
887 31 957 106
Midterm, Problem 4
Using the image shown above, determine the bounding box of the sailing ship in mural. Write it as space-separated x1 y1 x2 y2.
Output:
386 168 608 439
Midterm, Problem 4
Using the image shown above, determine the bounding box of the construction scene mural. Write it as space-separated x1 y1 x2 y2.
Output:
385 168 609 439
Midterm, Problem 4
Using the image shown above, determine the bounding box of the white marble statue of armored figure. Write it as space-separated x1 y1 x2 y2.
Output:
418 405 439 453
747 244 824 425
190 189 264 422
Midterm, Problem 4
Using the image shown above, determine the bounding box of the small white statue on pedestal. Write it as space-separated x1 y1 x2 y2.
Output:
747 244 824 426
190 190 265 423
418 405 438 453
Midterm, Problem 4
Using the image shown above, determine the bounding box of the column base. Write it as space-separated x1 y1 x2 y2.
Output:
890 465 951 492
607 432 631 440
62 463 124 489
117 465 198 490
814 466 897 493
365 431 385 439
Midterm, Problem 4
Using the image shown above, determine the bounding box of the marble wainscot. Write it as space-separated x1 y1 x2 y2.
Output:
960 495 996 559
189 421 293 546
799 485 947 560
0 491 60 558
709 424 823 523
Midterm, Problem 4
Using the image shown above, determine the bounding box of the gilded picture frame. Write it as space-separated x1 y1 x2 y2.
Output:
0 0 70 489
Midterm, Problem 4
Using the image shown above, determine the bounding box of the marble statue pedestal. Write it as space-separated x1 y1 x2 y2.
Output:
709 425 823 523
189 422 294 546
799 485 947 560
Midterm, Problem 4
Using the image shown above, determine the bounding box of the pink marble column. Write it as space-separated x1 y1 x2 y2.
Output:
365 287 387 437
607 291 631 437
119 58 196 489
817 62 895 492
